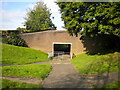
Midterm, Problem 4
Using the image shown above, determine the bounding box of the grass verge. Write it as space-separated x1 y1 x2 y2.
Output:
2 64 52 80
1 79 42 88
72 52 120 74
2 44 50 65
102 81 120 88
92 81 120 88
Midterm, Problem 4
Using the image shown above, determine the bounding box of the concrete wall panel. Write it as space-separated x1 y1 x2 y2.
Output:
20 30 84 55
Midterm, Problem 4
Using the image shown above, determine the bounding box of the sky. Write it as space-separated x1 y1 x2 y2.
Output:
0 0 65 30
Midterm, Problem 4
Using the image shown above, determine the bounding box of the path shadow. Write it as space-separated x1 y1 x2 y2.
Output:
80 71 119 88
79 53 120 88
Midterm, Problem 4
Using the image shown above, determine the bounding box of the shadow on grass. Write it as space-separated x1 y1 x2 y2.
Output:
80 53 120 88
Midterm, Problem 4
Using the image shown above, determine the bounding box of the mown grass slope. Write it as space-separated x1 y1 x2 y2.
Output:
72 52 120 74
1 79 42 88
2 64 52 80
2 44 50 65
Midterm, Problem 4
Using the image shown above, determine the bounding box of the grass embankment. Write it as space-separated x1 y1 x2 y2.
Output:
2 44 50 65
92 81 120 88
102 81 120 89
1 79 42 88
2 64 52 80
72 52 120 74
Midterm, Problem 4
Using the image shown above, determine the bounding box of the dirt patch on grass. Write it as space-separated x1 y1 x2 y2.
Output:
0 76 42 84
80 71 120 88
42 59 119 88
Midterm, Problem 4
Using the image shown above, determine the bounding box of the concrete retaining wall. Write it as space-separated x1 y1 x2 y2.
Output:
20 30 84 56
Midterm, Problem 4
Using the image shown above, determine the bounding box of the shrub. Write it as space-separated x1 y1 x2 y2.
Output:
2 30 27 47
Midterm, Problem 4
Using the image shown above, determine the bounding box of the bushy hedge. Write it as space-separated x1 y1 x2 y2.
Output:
2 30 27 47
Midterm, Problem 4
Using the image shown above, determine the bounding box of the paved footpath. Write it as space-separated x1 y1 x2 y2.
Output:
1 59 119 88
42 60 90 88
42 59 119 88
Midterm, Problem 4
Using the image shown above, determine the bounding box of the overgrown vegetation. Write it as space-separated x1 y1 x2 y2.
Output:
72 52 120 74
16 27 34 33
2 30 27 47
2 64 52 80
102 81 120 88
1 79 42 88
2 44 50 65
92 81 120 88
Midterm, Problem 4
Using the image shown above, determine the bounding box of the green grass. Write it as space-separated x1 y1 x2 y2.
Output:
72 52 120 74
2 44 50 65
0 43 2 65
102 81 120 88
92 81 120 88
2 64 52 80
1 79 42 88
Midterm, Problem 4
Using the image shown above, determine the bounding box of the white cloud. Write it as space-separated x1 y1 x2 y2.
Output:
0 3 35 30
43 0 58 12
0 2 36 30
43 0 65 30
26 3 35 10
0 10 26 30
0 1 65 30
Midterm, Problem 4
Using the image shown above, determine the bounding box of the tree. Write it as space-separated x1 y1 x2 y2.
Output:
16 27 32 33
16 27 26 33
24 2 56 32
57 2 120 39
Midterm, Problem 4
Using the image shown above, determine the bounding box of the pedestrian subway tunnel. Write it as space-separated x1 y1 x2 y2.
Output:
20 31 84 59
53 43 71 59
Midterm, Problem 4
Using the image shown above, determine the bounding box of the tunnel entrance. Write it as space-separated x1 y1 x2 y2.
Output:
52 42 72 60
54 44 71 56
